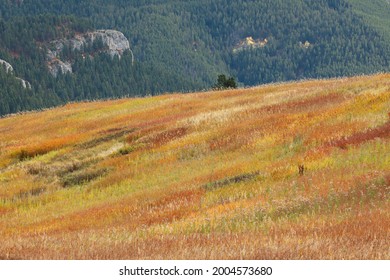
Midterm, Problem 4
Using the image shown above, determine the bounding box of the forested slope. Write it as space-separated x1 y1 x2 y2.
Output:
347 0 390 42
0 0 389 116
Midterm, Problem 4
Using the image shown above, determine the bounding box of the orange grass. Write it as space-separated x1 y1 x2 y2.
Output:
0 74 389 259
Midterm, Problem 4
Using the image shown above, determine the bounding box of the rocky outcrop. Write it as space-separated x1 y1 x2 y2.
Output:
299 41 312 49
91 30 130 57
16 77 31 89
46 29 131 77
0 59 31 89
233 37 268 53
47 59 73 77
0 59 14 73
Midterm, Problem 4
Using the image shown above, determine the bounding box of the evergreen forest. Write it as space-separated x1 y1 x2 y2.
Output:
0 0 389 116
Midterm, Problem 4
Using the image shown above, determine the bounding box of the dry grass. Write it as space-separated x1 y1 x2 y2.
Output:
0 74 389 259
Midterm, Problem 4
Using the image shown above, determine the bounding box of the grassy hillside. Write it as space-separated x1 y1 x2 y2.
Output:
0 74 389 259
347 0 390 42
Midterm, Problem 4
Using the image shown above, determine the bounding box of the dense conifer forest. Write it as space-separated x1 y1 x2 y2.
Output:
0 0 389 116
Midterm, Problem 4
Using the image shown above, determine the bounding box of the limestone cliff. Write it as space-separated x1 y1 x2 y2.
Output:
0 59 31 89
0 59 14 73
46 30 131 77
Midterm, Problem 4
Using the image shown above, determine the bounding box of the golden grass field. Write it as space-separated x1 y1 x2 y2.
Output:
0 74 389 259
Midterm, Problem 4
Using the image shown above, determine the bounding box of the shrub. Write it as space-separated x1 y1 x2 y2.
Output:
117 145 136 155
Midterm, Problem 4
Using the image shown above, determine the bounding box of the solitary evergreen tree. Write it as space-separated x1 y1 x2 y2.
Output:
213 74 237 90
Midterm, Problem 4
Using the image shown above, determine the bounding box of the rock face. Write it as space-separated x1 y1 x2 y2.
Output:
233 37 268 53
299 41 312 49
0 59 31 89
47 59 73 77
46 29 131 77
16 77 31 89
0 59 14 73
91 30 130 57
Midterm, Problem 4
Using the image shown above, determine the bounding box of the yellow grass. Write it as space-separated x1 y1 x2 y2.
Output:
0 74 389 259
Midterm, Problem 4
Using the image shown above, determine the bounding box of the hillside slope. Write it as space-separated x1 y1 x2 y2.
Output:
347 0 390 42
0 74 389 259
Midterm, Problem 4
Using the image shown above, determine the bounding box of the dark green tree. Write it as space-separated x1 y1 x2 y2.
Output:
213 74 237 90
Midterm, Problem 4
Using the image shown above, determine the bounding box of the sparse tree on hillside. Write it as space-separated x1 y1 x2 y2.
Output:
213 74 237 90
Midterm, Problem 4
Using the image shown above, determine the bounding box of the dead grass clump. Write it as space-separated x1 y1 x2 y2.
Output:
385 174 390 186
331 121 390 149
148 127 188 147
246 92 344 117
16 148 50 161
203 171 261 191
13 135 83 161
208 132 253 151
117 145 138 156
26 163 48 175
56 160 94 177
13 187 46 201
78 129 135 149
61 168 108 187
